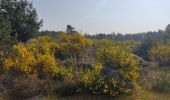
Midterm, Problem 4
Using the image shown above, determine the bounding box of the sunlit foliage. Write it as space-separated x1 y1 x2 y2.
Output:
2 34 139 97
3 36 59 78
97 46 139 93
0 0 43 42
149 44 170 66
95 39 139 53
55 32 94 65
80 63 105 94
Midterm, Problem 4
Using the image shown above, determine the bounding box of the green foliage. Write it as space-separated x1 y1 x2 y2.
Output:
149 44 170 66
95 39 138 53
135 38 156 60
0 14 12 43
0 0 42 42
166 24 170 33
95 39 115 48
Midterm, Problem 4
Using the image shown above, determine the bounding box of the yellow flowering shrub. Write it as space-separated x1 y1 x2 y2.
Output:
55 33 94 62
80 63 105 94
78 63 125 96
2 34 139 97
37 54 58 75
81 63 103 87
97 46 139 94
58 66 73 79
4 44 37 78
26 36 59 55
149 44 170 66
3 36 61 78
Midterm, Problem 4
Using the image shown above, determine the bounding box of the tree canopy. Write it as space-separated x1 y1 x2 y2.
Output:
0 0 42 42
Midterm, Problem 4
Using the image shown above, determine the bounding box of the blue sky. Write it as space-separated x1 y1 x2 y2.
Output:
28 0 170 34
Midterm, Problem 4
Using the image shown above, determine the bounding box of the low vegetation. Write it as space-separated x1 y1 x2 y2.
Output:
0 33 140 99
1 0 170 100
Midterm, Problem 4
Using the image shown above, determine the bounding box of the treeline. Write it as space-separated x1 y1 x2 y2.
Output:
85 30 167 42
39 26 169 42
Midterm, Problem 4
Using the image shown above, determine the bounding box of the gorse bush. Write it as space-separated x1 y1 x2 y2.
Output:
3 35 92 79
55 33 94 66
3 36 60 78
149 44 170 66
78 64 119 96
80 63 105 94
58 33 93 55
2 34 139 97
69 46 139 96
97 46 139 93
4 44 37 78
26 36 59 55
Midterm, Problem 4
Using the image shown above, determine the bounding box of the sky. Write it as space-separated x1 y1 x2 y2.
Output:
28 0 170 34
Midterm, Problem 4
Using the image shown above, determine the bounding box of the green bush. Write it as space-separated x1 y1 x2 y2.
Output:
149 44 170 66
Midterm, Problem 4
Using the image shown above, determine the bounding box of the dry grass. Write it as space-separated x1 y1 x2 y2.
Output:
31 91 170 100
31 89 170 100
2 67 170 100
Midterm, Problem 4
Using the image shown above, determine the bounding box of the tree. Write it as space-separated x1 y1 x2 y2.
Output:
0 0 42 42
0 14 11 43
165 24 170 40
66 25 77 34
166 24 170 34
134 37 156 60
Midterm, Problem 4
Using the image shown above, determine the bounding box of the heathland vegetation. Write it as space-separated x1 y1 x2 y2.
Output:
1 0 170 100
